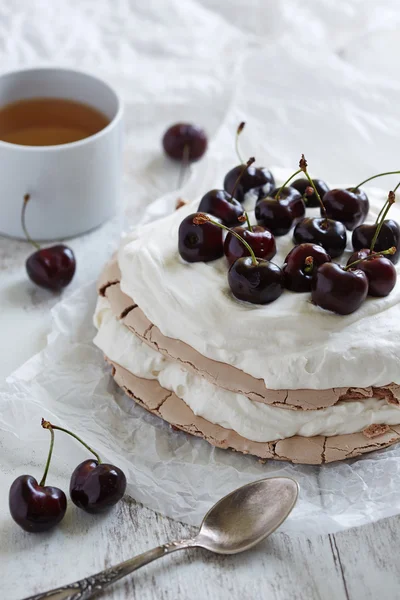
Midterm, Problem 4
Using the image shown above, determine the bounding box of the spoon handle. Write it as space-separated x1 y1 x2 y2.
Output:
23 539 196 600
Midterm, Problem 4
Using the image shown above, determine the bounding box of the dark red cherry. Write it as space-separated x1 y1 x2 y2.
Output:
347 248 371 265
282 243 331 292
293 217 347 258
346 249 397 297
26 244 76 291
224 225 276 266
269 187 306 220
228 257 283 304
179 213 223 262
290 178 330 208
162 123 207 162
311 262 368 315
70 459 127 514
9 475 67 533
223 164 275 203
255 189 305 236
352 219 400 264
198 190 243 226
322 188 369 231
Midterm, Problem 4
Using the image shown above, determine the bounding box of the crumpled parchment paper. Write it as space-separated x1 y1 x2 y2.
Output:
1 0 400 535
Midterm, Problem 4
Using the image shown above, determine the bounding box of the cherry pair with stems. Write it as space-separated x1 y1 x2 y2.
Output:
9 419 126 533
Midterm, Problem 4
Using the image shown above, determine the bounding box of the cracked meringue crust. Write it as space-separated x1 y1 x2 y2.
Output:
107 359 400 465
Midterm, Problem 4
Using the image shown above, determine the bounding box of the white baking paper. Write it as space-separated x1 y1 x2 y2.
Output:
1 0 400 535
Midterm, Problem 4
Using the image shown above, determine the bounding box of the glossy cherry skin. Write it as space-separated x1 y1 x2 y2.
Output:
346 249 397 297
322 188 369 231
293 217 347 258
70 459 127 514
282 243 331 292
352 219 400 264
162 123 207 162
223 164 275 203
228 257 283 304
311 262 369 315
224 225 276 266
9 475 67 532
179 213 223 262
255 189 305 236
290 178 330 208
269 187 306 220
26 244 76 291
198 190 243 227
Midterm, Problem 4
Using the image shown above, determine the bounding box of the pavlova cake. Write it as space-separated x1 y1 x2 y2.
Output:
94 136 400 465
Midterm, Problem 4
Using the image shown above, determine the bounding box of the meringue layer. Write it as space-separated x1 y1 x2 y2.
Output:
94 301 400 443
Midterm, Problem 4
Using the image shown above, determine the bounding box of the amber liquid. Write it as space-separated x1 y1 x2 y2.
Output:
0 97 110 146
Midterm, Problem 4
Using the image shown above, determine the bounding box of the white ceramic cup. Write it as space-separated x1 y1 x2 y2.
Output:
0 67 123 240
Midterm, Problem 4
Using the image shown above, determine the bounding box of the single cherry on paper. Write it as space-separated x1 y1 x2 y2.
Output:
223 123 274 203
70 459 127 514
41 420 127 514
9 423 67 532
22 194 76 291
282 243 331 293
162 123 207 162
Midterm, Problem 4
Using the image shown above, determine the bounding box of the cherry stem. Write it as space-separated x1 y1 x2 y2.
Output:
303 256 314 274
177 144 190 189
244 211 253 232
374 197 389 225
370 192 395 252
194 213 258 266
235 122 245 164
231 157 255 200
21 194 40 250
394 181 400 193
274 168 303 200
42 418 102 464
344 247 396 271
39 421 55 487
301 168 326 219
352 170 400 191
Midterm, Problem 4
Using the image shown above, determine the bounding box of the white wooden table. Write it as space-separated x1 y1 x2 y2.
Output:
2 231 400 600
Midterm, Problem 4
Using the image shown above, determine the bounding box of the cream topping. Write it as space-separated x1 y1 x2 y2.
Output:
118 184 400 390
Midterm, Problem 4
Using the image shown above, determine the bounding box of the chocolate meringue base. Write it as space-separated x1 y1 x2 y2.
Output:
108 358 400 465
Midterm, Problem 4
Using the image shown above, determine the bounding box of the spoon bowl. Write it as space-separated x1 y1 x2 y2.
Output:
196 477 299 554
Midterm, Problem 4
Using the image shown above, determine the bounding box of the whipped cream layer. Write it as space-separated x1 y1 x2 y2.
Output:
94 301 400 442
118 189 400 390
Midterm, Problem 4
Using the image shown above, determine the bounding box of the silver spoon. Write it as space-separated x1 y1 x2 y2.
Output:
24 476 299 600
